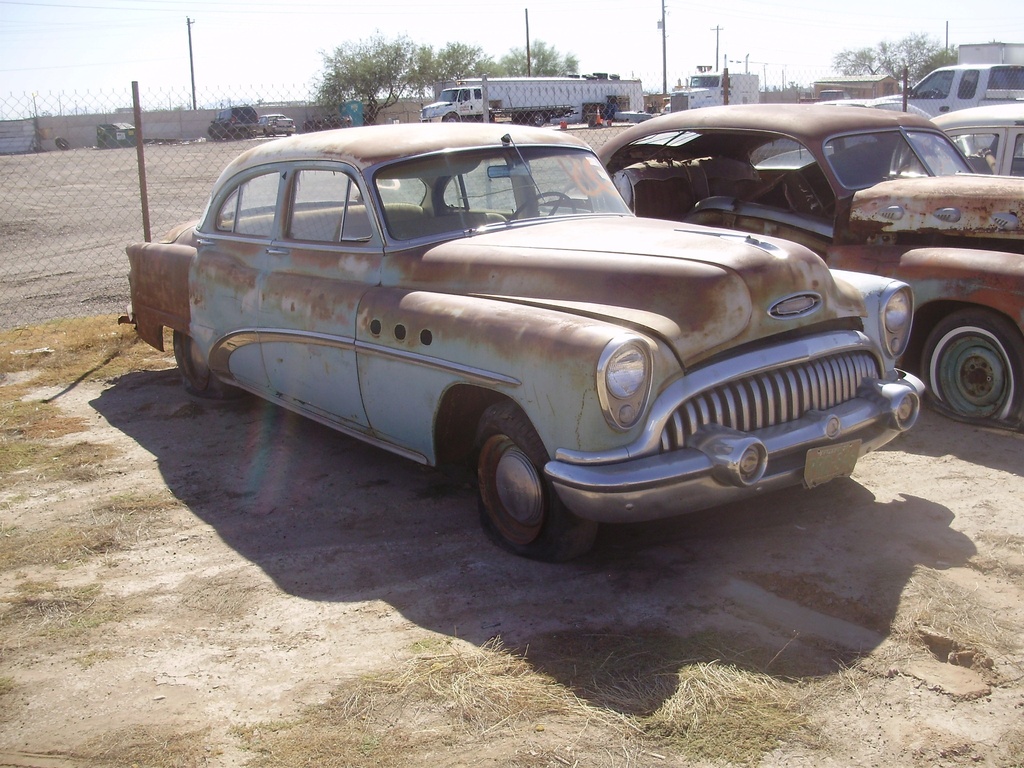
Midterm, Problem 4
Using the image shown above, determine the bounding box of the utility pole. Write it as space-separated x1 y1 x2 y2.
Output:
711 25 723 71
186 17 197 110
660 0 667 97
525 9 531 76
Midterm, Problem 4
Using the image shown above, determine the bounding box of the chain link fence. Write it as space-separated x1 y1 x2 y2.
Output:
1 75 836 330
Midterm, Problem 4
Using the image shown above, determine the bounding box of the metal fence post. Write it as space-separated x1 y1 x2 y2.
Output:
132 81 152 242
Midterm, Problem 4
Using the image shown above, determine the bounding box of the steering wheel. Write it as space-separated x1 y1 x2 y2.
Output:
515 190 574 219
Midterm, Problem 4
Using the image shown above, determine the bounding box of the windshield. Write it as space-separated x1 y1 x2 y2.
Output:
689 76 720 88
374 145 630 240
437 88 460 102
825 129 972 189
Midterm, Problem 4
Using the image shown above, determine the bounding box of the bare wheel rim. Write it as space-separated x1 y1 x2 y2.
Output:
930 326 1012 418
480 434 545 546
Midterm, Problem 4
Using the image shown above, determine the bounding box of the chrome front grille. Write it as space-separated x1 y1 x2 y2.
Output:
660 350 880 450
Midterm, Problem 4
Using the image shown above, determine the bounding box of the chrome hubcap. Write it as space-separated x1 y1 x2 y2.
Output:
494 447 544 528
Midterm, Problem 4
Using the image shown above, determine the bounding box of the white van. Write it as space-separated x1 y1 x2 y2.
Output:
865 64 1024 117
933 102 1024 176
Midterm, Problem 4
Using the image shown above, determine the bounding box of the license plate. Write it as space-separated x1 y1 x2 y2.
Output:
803 440 862 488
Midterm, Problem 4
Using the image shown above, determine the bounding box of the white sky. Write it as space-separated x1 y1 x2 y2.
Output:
2 0 1023 101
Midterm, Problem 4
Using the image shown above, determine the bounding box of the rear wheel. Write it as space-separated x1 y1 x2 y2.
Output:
172 330 238 400
922 309 1024 427
476 402 598 561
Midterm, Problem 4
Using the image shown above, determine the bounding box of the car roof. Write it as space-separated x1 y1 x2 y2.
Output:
598 103 937 164
932 103 1024 129
614 101 937 139
215 123 590 181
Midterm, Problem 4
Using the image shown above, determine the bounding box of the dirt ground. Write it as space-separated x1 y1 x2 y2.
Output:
1 334 1023 767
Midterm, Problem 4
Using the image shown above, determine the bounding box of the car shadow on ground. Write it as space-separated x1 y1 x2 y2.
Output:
896 405 1024 476
92 369 977 716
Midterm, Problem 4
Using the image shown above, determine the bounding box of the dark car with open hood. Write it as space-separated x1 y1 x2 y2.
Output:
600 104 1024 430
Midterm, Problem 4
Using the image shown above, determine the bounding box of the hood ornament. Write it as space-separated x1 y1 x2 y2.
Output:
769 292 822 319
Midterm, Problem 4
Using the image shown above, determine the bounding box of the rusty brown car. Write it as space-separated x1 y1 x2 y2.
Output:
600 104 1024 430
122 123 923 560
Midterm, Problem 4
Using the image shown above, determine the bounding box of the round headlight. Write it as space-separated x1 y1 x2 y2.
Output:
884 289 912 335
606 344 648 399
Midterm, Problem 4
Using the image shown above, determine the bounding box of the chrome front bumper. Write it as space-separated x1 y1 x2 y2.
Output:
545 371 924 524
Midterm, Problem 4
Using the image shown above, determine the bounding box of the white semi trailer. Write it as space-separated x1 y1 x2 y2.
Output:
420 75 645 126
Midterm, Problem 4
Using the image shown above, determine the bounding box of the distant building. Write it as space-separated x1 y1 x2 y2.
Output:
811 75 899 100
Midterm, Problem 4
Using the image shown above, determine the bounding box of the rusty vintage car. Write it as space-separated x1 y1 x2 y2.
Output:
599 104 1024 430
122 123 923 560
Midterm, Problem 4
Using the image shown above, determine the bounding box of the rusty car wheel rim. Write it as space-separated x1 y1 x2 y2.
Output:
929 325 1013 418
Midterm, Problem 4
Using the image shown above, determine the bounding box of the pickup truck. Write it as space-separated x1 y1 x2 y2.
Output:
861 64 1024 117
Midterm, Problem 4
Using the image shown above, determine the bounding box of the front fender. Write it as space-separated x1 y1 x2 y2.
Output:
354 288 674 462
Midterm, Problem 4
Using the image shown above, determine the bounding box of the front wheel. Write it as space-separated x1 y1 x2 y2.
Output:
476 402 598 561
172 330 239 400
922 309 1024 428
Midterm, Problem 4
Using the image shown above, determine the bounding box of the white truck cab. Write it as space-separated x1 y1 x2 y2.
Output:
868 64 1024 117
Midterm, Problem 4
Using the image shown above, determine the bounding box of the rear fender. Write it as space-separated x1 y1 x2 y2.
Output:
125 241 195 350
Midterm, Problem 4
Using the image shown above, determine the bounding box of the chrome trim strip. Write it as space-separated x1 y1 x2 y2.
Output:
208 327 520 388
353 338 521 387
209 328 260 375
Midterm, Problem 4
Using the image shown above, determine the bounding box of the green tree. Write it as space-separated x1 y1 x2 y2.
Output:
833 34 956 83
413 42 497 94
496 40 580 76
317 33 419 125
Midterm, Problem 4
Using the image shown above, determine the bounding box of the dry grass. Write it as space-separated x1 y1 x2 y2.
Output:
0 315 169 386
970 533 1024 587
0 580 121 643
236 637 633 767
1 316 171 494
0 491 179 572
888 566 1018 665
237 632 822 767
74 725 215 768
644 660 814 763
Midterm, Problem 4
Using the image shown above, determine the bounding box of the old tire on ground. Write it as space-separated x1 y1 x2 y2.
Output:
922 309 1024 427
172 330 238 400
476 401 598 561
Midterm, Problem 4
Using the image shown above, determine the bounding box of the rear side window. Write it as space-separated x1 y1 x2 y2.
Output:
957 70 979 99
216 172 280 236
288 169 373 242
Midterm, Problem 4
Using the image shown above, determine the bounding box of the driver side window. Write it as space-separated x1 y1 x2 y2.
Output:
911 70 954 99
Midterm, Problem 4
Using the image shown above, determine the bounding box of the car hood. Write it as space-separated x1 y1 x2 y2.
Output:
389 216 865 367
849 175 1024 240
